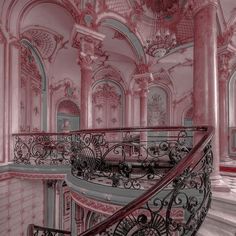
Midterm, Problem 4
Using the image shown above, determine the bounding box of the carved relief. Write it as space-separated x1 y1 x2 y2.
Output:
147 87 168 126
92 82 122 128
50 79 79 99
218 51 234 80
112 31 126 40
22 28 63 62
218 23 236 48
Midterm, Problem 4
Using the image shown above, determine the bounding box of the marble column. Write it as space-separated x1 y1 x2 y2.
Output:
192 0 230 191
71 24 105 129
218 49 234 161
79 55 93 129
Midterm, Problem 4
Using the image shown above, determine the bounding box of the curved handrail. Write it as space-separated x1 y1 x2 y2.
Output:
12 125 207 136
79 126 214 235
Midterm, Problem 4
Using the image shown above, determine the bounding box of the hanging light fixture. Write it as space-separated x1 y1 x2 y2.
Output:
144 20 177 58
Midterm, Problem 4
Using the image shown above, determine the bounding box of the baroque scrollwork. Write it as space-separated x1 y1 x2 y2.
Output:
13 133 73 165
100 142 213 236
71 128 193 190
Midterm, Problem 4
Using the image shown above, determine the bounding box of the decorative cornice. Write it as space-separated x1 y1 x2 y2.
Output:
71 24 105 50
0 170 65 181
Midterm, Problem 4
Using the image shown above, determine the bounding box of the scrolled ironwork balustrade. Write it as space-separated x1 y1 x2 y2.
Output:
13 132 73 165
27 224 71 236
71 127 195 190
77 126 213 236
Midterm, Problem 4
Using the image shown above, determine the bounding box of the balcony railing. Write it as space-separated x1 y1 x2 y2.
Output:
13 132 73 165
74 126 213 236
70 127 196 190
13 126 213 235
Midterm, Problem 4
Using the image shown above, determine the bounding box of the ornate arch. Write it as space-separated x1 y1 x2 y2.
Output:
96 16 146 63
4 0 77 37
56 98 80 132
20 39 48 131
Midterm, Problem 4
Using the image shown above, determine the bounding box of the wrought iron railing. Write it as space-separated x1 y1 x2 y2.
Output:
70 127 196 190
76 126 213 236
13 132 73 165
15 126 213 235
27 224 71 236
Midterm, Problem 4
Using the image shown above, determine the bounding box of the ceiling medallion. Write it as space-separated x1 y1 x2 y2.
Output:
144 26 177 58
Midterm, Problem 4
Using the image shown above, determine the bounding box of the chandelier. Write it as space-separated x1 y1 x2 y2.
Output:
144 25 177 58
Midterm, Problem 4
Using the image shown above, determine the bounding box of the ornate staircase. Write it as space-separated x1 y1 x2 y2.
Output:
13 126 213 236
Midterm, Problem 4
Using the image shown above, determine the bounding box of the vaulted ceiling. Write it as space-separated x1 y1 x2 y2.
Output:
1 0 236 94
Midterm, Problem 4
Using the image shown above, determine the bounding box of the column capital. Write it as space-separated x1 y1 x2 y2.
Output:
218 47 235 81
78 52 96 69
186 0 218 15
71 24 105 69
133 72 153 88
133 73 153 96
71 24 105 52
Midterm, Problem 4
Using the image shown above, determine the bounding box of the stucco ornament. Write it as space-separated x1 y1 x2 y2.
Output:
143 0 179 17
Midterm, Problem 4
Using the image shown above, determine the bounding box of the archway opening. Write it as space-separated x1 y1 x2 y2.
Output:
57 100 80 132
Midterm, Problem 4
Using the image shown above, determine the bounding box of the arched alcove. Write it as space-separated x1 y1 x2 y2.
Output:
20 39 47 131
57 100 80 132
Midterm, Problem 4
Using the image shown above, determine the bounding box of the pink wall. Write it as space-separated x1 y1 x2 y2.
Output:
0 177 44 236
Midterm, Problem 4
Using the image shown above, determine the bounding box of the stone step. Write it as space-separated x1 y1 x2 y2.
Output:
198 208 236 236
210 191 236 218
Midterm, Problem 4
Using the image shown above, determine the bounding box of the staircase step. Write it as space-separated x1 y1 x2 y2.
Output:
198 209 236 236
210 191 236 218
